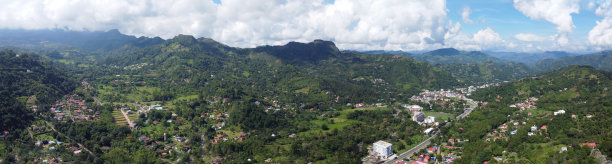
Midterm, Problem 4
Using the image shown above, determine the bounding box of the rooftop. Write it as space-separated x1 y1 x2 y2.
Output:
374 140 392 147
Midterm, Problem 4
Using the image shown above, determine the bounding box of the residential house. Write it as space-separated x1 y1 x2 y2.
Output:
553 110 565 115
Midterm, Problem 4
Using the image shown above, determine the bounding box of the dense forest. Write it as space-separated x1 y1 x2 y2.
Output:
0 50 76 130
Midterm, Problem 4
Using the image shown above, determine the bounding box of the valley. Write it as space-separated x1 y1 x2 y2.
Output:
0 30 611 164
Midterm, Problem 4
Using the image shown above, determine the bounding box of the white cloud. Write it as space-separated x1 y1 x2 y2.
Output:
0 0 458 51
473 28 502 44
462 7 474 24
513 0 580 46
1 0 588 52
514 33 550 42
445 27 506 51
588 1 612 48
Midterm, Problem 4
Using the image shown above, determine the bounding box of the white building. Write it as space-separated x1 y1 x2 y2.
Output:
151 105 163 110
423 116 436 124
424 128 435 136
373 140 393 159
553 110 565 115
531 125 537 132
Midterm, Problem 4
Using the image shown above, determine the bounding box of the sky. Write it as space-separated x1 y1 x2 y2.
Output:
1 0 612 53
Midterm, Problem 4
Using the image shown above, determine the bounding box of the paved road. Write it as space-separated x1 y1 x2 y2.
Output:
384 131 439 164
384 99 477 163
456 108 473 119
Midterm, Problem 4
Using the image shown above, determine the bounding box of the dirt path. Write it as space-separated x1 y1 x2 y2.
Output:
119 109 134 130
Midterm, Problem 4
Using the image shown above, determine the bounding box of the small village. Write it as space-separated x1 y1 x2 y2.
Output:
49 94 100 122
362 84 500 164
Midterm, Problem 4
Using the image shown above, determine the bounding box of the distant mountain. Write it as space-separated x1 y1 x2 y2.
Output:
411 48 506 65
439 62 533 85
487 51 575 65
254 39 340 65
359 50 413 56
101 35 459 104
536 51 612 71
0 29 164 52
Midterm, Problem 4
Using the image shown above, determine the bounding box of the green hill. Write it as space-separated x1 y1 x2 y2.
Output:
455 65 612 162
411 48 506 65
98 36 459 105
0 50 76 130
488 51 574 65
439 62 533 85
536 51 612 71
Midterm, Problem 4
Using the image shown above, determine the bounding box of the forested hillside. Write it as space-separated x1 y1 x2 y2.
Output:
410 48 506 65
0 50 76 130
95 35 459 106
444 66 612 163
536 51 612 71
488 51 574 65
439 62 533 85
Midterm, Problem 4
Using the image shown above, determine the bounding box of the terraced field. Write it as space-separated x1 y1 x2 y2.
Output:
112 110 128 126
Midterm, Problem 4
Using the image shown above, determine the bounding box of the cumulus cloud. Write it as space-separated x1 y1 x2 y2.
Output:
588 1 612 48
445 27 507 51
514 33 550 42
462 7 474 24
5 0 586 52
513 0 580 46
0 0 457 51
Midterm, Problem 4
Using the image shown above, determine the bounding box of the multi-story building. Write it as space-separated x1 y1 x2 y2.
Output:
373 140 393 159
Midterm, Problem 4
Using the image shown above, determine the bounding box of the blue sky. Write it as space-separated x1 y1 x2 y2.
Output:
1 0 612 52
448 0 598 46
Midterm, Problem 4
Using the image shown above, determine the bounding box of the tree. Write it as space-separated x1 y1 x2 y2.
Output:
321 124 329 130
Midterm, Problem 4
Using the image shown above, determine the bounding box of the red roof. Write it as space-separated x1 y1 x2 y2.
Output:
582 143 597 147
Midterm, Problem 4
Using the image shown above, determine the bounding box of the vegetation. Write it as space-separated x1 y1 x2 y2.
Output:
439 61 533 85
409 48 506 65
0 50 76 130
536 51 612 71
447 66 612 163
1 30 610 163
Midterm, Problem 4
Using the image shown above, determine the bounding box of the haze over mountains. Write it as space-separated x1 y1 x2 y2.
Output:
3 29 612 88
2 29 610 70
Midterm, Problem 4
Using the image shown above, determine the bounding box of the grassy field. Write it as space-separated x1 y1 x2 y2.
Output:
174 94 198 102
394 134 428 153
423 111 455 122
301 107 391 137
524 143 566 163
